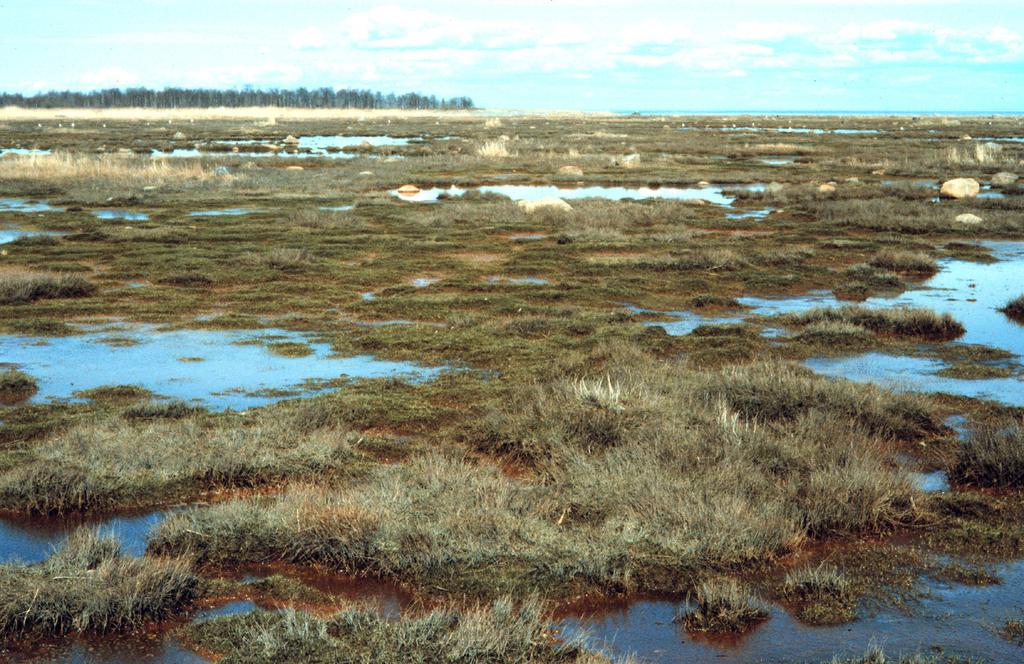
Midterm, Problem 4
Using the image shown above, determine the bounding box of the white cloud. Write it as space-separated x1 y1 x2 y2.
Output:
79 67 138 88
289 27 327 51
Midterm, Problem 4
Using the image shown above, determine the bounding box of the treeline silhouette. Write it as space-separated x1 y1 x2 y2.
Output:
0 87 475 110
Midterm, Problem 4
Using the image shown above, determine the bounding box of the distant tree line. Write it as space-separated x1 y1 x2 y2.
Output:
0 87 475 110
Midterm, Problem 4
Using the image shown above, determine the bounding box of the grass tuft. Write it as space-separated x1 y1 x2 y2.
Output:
0 369 37 404
1000 295 1024 324
949 420 1024 489
0 528 197 639
868 250 938 275
781 306 964 341
185 597 599 663
676 579 768 633
0 271 96 305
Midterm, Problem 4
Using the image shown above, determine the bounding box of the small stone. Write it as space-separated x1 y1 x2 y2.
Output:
397 184 421 195
558 165 584 176
818 183 837 194
992 172 1018 186
285 165 304 171
955 213 983 225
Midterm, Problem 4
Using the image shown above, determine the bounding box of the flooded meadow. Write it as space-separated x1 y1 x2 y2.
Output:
1 109 1024 663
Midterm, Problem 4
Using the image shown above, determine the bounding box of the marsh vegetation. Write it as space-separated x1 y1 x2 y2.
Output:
1 108 1023 661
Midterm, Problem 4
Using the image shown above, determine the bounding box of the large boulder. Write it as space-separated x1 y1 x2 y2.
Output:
956 213 983 225
518 198 572 214
992 172 1019 187
940 178 980 199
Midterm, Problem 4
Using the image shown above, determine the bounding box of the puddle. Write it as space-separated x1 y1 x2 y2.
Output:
231 565 413 619
191 599 259 623
713 127 878 135
559 560 1024 663
394 184 765 207
0 228 59 244
637 242 1024 406
360 292 376 301
910 470 951 492
510 233 547 241
0 324 441 411
0 509 171 564
189 208 261 217
806 354 1024 407
0 148 52 157
152 148 202 158
161 136 411 160
298 135 410 154
92 209 150 221
945 414 970 440
410 277 438 288
487 276 551 285
859 242 1024 358
759 158 794 166
882 179 938 189
0 198 62 213
726 208 775 220
8 638 208 664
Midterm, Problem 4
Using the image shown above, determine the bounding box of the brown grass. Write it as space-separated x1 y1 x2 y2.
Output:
0 153 220 184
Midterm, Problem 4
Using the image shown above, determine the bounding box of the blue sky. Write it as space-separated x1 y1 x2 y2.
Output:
2 0 1022 111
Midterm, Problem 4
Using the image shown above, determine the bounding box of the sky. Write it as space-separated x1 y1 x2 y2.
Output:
2 0 1022 112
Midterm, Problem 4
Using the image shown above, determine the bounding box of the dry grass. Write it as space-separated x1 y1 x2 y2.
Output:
779 306 964 341
676 579 768 633
0 528 197 639
152 359 930 598
0 415 359 513
868 250 938 275
185 597 607 663
945 141 1015 167
477 138 513 158
0 270 96 305
949 420 1024 489
0 153 219 184
0 370 37 404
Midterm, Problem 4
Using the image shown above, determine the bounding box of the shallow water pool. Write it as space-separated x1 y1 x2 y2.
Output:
0 324 441 411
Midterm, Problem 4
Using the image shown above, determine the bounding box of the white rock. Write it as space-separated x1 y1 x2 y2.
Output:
956 213 983 225
818 183 836 194
558 165 584 176
518 198 572 214
992 172 1019 186
940 178 981 199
